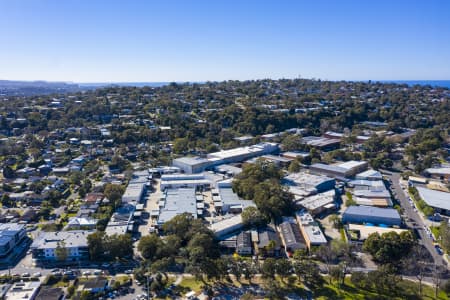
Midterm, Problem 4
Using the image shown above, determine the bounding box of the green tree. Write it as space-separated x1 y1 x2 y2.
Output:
232 159 282 200
350 271 368 289
103 184 125 208
253 180 293 220
87 231 105 260
55 241 69 261
138 234 163 260
261 258 277 279
329 214 343 229
241 206 268 228
438 221 450 252
1 194 12 207
108 233 133 259
2 165 15 179
275 259 292 283
293 259 323 288
363 231 416 265
288 159 301 173
281 134 302 151
173 137 189 154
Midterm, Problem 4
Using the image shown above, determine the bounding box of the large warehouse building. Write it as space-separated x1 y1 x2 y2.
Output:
284 172 335 197
309 160 368 179
342 206 401 226
172 143 279 174
416 187 450 216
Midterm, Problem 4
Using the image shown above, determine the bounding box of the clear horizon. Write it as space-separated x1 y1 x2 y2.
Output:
1 0 450 82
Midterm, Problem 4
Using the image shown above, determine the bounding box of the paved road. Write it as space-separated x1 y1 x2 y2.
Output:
386 171 447 268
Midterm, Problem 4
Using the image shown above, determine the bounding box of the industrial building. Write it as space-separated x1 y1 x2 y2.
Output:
281 151 311 160
105 204 135 236
296 212 327 249
160 173 211 190
349 180 392 207
279 217 306 254
355 169 383 181
236 231 252 255
31 231 91 264
416 187 450 216
172 143 279 174
210 214 243 239
309 160 368 179
284 172 335 197
256 226 282 257
346 224 409 241
342 206 401 226
157 188 198 226
301 136 341 151
121 170 149 204
213 164 242 176
296 190 336 216
425 167 450 182
254 155 292 167
213 187 255 214
172 157 213 174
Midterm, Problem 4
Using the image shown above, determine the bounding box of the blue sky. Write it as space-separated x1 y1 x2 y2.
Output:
0 0 449 82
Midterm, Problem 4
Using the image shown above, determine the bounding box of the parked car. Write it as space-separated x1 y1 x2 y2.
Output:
435 245 444 255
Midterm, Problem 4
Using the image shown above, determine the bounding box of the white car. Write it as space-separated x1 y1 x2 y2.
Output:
82 271 91 276
32 272 42 278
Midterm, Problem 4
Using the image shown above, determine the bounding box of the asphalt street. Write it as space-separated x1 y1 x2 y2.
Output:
385 171 447 268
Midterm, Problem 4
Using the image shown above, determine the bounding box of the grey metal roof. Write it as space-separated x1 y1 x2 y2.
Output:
279 218 306 249
236 231 252 249
158 188 197 224
219 187 255 208
416 187 450 211
172 156 210 166
310 163 347 174
258 226 281 249
343 205 400 220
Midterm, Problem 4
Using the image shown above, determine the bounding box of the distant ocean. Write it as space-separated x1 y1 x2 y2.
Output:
380 80 450 89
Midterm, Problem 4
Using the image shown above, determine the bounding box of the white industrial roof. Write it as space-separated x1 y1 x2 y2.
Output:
425 167 450 175
416 187 450 211
298 190 335 211
338 160 368 170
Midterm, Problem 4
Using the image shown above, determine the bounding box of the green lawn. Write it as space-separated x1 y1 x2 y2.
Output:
163 273 450 300
177 276 205 292
431 226 440 239
314 279 449 300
